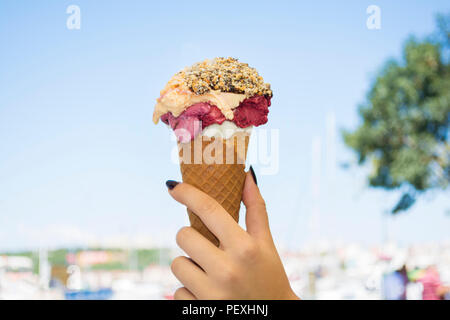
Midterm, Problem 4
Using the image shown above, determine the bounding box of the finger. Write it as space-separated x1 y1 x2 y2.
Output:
171 256 210 297
242 170 271 240
174 287 196 300
176 226 225 273
168 182 248 248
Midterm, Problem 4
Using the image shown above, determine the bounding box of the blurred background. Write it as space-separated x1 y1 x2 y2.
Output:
0 0 449 299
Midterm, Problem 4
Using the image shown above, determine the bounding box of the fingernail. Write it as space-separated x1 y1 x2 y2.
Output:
166 180 179 190
249 165 258 185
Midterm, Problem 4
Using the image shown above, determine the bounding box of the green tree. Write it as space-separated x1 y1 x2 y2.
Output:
343 15 450 214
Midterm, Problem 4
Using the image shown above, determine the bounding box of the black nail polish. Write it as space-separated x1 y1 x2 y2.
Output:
249 165 258 185
166 180 179 190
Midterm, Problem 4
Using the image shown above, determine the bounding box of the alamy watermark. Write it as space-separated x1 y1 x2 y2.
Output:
366 5 381 30
66 5 81 30
169 122 279 176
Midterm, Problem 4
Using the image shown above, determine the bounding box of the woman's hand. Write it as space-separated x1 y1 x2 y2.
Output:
166 170 299 300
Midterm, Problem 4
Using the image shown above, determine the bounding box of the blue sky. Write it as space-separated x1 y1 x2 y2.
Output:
0 0 449 251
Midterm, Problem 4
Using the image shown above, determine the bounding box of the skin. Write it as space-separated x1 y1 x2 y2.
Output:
168 171 300 300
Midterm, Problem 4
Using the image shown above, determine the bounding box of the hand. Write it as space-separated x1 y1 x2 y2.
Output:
166 171 299 300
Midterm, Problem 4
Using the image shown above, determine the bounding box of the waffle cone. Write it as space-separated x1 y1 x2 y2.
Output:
178 132 250 246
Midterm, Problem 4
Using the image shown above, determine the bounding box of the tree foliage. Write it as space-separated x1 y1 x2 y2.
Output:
343 15 450 214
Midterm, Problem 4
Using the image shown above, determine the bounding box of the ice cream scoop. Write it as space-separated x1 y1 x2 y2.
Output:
153 57 272 141
160 95 271 142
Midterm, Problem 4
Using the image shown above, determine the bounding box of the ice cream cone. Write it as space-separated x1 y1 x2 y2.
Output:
153 58 272 246
178 131 250 246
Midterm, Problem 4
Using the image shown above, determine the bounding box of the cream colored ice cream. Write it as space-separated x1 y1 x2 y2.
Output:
153 85 245 124
202 121 253 139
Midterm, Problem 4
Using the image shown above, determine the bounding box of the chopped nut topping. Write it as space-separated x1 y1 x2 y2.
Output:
176 57 272 97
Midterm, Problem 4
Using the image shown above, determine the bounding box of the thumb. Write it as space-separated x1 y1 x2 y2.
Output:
242 168 270 240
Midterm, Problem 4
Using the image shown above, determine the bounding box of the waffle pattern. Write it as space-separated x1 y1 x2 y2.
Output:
179 133 249 246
